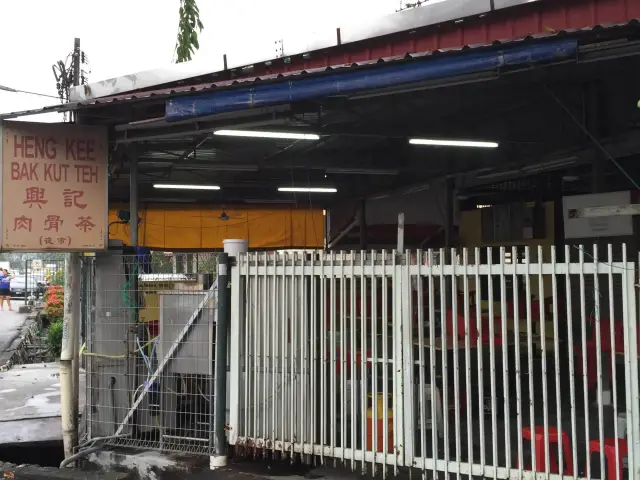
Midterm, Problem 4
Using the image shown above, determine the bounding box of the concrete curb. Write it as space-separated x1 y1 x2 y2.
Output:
87 449 210 480
0 461 132 480
0 315 40 372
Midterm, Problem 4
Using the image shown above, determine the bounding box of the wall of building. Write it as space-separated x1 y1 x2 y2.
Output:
459 201 555 257
458 201 556 302
329 181 452 247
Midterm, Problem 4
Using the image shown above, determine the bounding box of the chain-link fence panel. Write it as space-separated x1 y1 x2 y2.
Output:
83 250 218 455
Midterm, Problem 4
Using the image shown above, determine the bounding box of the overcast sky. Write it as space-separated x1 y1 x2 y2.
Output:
0 0 402 121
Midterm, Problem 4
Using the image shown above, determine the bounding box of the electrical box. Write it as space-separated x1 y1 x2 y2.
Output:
157 290 216 446
157 291 215 376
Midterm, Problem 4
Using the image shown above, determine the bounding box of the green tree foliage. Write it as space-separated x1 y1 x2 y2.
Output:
46 319 64 358
51 269 65 286
175 0 204 63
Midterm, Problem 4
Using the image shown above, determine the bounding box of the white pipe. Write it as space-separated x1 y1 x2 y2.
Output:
60 253 81 462
327 217 357 249
397 212 405 252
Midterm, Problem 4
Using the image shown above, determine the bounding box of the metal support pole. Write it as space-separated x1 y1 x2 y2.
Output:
359 200 367 250
71 259 80 447
584 83 607 193
129 150 139 247
60 253 81 463
211 253 230 469
445 177 455 248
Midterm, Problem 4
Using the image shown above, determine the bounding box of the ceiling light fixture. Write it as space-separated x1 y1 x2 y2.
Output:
140 198 198 203
325 167 399 176
214 130 320 140
153 184 221 190
409 138 499 148
278 187 337 193
173 164 259 172
243 199 297 204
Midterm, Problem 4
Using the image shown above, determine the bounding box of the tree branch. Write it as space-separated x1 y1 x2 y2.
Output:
175 0 204 63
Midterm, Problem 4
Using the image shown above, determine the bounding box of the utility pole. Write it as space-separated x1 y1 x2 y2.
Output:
61 37 82 466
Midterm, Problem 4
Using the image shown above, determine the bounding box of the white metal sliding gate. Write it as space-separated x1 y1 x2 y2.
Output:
228 246 640 480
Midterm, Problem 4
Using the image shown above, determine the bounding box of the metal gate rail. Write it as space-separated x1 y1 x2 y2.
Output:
229 246 640 480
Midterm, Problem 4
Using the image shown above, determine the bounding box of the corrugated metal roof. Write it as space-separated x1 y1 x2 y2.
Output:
70 0 536 103
0 19 637 120
69 0 638 103
70 20 640 104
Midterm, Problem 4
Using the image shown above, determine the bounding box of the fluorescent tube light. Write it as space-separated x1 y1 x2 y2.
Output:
326 167 399 176
140 198 198 203
243 199 296 204
278 187 337 193
174 164 259 172
153 184 220 190
409 138 499 148
214 130 320 140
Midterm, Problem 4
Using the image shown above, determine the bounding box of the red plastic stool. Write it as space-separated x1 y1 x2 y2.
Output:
520 426 574 475
588 438 628 480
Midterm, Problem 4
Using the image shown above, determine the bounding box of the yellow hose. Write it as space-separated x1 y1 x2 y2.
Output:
79 336 158 359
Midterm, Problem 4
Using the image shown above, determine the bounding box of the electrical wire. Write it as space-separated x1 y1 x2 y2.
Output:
136 337 152 374
123 263 138 311
196 382 210 403
572 245 636 273
60 445 104 468
546 86 640 191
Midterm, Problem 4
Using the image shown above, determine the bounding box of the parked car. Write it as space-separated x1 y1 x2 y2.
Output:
10 273 47 298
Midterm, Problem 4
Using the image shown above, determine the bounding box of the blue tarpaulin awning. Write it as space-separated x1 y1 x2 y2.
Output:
165 39 578 122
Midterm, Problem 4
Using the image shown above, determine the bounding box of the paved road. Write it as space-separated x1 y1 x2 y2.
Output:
0 363 85 445
0 301 29 359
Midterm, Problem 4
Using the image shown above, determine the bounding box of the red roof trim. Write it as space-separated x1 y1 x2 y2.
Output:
226 0 640 80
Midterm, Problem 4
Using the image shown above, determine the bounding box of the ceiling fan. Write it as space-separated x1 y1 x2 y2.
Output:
218 208 243 221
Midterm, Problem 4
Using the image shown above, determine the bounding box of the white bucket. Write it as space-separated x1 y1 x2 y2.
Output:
223 239 249 258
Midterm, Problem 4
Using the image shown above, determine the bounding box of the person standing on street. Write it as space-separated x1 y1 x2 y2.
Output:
0 269 14 311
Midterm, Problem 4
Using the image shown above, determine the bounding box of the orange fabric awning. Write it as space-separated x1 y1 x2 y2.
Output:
108 205 324 250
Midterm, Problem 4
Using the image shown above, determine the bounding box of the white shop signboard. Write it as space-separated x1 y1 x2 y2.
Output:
563 191 636 239
0 121 108 251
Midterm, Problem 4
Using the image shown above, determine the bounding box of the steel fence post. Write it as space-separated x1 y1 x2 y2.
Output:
212 252 230 469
